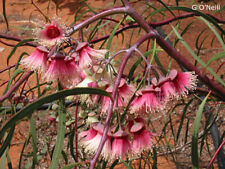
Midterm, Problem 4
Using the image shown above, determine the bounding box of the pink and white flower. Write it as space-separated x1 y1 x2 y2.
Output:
130 86 163 114
36 20 68 47
111 128 131 159
80 123 112 160
43 55 79 88
101 79 134 113
21 46 48 73
152 77 177 101
76 42 107 69
130 120 155 155
79 123 98 142
168 70 197 96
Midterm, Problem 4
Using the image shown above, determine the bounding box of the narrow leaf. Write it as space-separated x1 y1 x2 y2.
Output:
172 26 225 87
192 94 210 169
7 39 34 65
0 87 111 139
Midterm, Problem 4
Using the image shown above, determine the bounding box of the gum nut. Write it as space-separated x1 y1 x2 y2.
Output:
168 69 178 80
52 104 59 110
79 111 87 118
66 96 75 101
88 112 96 117
45 85 52 91
130 122 144 133
151 77 158 86
87 116 99 125
113 129 128 138
66 120 72 126
98 81 107 88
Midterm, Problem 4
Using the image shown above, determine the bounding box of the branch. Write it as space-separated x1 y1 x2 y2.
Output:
0 71 33 103
0 33 37 47
91 12 225 43
155 34 225 101
89 31 156 169
69 7 129 34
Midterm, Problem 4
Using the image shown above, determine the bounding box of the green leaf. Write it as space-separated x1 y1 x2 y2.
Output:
61 163 83 169
15 52 28 70
176 99 194 142
110 159 119 169
7 39 34 65
127 57 143 82
0 87 112 139
84 1 97 14
171 26 225 87
0 125 15 157
199 17 225 50
2 0 9 29
106 19 124 58
30 116 38 168
192 94 210 169
156 0 175 16
49 98 66 169
19 135 31 169
74 9 91 24
22 142 48 169
3 69 24 94
150 6 225 35
205 51 225 68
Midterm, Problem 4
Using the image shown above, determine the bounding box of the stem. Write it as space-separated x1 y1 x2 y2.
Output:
155 33 225 100
74 103 79 169
0 71 33 103
69 7 128 34
0 64 16 74
207 139 225 169
0 33 37 47
89 32 156 169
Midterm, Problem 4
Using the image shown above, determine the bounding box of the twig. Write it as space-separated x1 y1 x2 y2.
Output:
0 33 37 47
90 31 156 169
207 139 225 169
0 71 33 103
0 64 16 74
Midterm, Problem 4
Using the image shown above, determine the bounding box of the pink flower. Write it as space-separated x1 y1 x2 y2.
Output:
36 20 67 47
152 77 177 101
76 42 107 69
130 121 155 155
21 46 48 72
168 70 197 96
43 55 79 87
111 128 131 159
80 123 112 160
79 124 98 142
101 79 134 113
130 86 163 113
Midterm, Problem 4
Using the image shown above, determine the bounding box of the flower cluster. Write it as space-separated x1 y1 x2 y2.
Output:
79 119 155 161
130 69 197 114
22 18 197 163
21 20 107 88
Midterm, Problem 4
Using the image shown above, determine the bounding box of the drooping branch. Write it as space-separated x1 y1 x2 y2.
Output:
69 7 129 34
89 31 156 169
